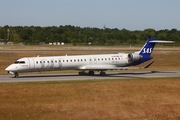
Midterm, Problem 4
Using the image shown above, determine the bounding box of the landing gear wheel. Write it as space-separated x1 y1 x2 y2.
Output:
100 71 106 76
88 70 94 76
78 71 87 75
14 73 19 78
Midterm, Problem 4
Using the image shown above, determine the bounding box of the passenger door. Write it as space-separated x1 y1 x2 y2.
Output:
28 58 35 70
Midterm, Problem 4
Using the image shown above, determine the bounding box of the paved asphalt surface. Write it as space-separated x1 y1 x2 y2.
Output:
0 70 180 83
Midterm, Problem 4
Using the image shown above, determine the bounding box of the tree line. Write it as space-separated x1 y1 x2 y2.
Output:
0 25 180 45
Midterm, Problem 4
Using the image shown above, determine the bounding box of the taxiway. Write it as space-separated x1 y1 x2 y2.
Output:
0 70 180 83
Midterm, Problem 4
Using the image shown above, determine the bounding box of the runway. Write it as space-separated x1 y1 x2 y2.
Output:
0 70 180 83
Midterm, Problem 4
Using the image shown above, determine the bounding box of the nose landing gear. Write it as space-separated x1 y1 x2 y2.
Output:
14 72 19 78
7 71 19 78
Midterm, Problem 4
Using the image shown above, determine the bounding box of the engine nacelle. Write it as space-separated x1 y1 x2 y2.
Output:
128 53 142 62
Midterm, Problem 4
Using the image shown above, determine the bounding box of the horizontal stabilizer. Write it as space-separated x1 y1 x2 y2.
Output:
149 40 174 43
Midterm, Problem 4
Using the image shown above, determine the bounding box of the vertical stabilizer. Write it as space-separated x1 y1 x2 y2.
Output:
131 38 174 64
138 38 174 56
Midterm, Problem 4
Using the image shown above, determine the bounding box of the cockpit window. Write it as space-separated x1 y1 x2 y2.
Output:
14 61 19 64
14 61 25 64
19 61 25 64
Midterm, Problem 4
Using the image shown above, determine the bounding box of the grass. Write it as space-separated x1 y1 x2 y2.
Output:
0 78 180 120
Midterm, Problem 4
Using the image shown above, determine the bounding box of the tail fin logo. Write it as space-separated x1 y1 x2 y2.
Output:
139 38 174 56
142 48 152 54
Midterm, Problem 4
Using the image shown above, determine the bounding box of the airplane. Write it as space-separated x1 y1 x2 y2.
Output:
5 38 173 78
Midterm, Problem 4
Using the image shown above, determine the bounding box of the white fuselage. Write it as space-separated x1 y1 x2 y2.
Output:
5 53 129 73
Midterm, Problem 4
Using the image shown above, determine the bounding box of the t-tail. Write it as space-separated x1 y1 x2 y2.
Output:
128 38 174 65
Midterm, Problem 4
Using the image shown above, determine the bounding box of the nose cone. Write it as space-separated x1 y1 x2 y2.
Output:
5 65 15 71
5 66 11 71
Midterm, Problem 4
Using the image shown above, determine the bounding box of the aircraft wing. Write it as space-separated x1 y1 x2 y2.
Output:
79 65 141 71
79 64 116 70
78 61 154 71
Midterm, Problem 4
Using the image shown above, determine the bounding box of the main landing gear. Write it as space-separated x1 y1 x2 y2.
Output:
78 70 106 76
100 71 106 76
88 70 94 75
